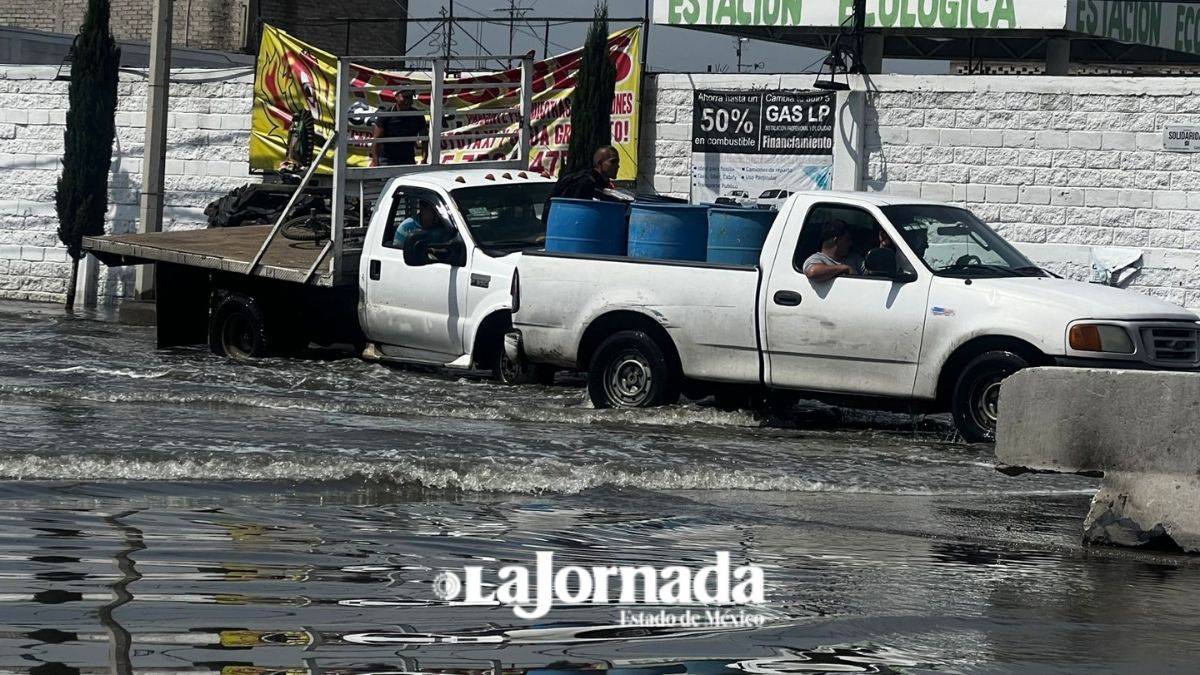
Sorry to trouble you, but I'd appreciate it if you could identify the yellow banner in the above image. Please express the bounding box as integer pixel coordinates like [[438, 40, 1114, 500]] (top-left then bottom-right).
[[250, 24, 641, 181]]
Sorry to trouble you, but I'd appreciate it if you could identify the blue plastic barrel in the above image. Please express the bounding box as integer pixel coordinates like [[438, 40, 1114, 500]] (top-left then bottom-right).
[[706, 207, 776, 265], [627, 203, 710, 262], [544, 198, 628, 256]]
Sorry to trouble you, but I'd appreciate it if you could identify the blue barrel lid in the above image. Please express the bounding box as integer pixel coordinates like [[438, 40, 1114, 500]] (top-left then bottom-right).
[[631, 202, 709, 212]]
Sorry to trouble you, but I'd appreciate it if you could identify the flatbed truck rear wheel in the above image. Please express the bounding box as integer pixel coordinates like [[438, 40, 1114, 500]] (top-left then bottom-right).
[[587, 330, 679, 409], [209, 292, 272, 359]]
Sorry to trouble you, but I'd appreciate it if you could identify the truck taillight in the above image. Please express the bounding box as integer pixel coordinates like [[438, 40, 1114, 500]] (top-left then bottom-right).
[[510, 269, 520, 314]]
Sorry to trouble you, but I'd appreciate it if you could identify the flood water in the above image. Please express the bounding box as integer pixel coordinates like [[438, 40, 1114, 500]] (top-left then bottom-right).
[[1, 301, 1199, 673]]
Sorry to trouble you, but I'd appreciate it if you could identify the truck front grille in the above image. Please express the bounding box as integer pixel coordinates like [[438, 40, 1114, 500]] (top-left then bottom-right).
[[1141, 327, 1200, 365]]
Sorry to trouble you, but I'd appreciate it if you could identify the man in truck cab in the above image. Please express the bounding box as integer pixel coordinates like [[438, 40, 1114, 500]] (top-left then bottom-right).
[[393, 199, 455, 248], [541, 146, 622, 223], [803, 221, 863, 281]]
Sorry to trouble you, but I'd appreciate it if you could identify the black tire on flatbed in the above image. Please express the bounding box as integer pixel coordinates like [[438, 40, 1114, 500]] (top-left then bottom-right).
[[209, 292, 273, 359]]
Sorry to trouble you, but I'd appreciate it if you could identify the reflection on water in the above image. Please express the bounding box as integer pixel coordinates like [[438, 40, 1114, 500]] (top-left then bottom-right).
[[1, 302, 1199, 673]]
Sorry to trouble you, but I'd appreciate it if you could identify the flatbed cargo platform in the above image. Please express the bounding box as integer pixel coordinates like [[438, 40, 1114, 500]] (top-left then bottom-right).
[[83, 225, 348, 287]]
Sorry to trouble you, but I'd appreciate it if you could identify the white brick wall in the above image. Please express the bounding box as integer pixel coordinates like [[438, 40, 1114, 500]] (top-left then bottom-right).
[[0, 65, 253, 304], [861, 75, 1200, 309], [641, 73, 1200, 310], [7, 68, 1200, 311]]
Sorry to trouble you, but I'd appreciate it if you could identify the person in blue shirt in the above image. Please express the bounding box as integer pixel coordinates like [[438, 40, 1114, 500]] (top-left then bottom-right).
[[393, 199, 456, 248]]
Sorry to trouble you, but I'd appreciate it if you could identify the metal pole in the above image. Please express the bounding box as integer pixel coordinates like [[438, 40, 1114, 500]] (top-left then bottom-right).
[[429, 59, 444, 166], [332, 60, 350, 282], [543, 19, 549, 59], [507, 0, 515, 67], [135, 0, 172, 302], [519, 55, 532, 165], [849, 0, 866, 73], [641, 0, 650, 71]]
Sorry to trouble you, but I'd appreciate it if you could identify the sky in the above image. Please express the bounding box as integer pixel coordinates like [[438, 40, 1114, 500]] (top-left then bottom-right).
[[404, 0, 945, 74]]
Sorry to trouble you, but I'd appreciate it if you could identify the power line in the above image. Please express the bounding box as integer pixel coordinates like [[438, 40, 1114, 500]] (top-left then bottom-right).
[[451, 1, 573, 54], [495, 0, 535, 65]]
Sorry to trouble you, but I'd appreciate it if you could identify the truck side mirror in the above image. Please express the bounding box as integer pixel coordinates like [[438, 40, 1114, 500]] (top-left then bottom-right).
[[431, 238, 467, 267], [402, 233, 432, 267]]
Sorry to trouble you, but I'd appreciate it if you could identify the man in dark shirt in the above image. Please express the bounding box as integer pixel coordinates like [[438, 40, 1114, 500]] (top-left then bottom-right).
[[542, 145, 622, 223], [371, 90, 428, 167]]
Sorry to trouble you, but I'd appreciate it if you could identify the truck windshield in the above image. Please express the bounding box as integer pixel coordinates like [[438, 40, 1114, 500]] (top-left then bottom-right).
[[451, 183, 555, 255], [880, 204, 1045, 278]]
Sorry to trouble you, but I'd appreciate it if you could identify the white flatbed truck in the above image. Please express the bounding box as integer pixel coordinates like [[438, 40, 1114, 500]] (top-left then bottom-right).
[[85, 54, 556, 382]]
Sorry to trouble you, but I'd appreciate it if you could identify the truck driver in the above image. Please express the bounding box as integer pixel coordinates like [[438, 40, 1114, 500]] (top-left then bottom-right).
[[803, 221, 863, 281], [393, 200, 454, 248]]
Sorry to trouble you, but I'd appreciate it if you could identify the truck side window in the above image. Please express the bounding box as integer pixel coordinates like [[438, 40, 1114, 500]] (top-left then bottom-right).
[[793, 203, 899, 278], [382, 189, 452, 249]]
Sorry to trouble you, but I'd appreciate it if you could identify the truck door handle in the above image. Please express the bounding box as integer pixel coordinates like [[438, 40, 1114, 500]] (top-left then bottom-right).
[[773, 290, 802, 306], [369, 259, 381, 281]]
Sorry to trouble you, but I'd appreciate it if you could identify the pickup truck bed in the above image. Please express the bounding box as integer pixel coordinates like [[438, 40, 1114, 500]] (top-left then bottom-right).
[[515, 251, 763, 384], [83, 225, 343, 286]]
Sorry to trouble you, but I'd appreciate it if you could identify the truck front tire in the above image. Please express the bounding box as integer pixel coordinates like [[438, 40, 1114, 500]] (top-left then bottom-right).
[[951, 350, 1028, 443], [210, 292, 272, 359], [587, 330, 680, 409]]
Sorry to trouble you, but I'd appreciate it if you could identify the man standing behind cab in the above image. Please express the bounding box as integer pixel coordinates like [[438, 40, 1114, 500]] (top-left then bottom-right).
[[371, 90, 428, 167], [542, 146, 622, 223]]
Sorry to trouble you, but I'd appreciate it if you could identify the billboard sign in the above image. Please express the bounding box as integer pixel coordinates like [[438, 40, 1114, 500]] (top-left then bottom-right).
[[689, 90, 834, 205], [653, 0, 1068, 30]]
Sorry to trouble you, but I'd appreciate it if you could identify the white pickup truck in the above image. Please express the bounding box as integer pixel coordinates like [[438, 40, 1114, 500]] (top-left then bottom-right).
[[507, 191, 1200, 441], [355, 169, 556, 382]]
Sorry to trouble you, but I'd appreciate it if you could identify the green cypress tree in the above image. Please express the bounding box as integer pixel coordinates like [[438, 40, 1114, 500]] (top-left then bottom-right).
[[562, 2, 616, 176], [55, 0, 121, 309]]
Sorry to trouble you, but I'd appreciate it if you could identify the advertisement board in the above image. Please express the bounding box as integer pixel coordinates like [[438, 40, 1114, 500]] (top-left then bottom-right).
[[1072, 1, 1200, 56], [250, 24, 641, 180], [653, 0, 1069, 31], [689, 90, 834, 205]]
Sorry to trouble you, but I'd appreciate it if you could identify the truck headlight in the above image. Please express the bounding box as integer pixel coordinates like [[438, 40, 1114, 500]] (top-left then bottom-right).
[[1068, 323, 1134, 354]]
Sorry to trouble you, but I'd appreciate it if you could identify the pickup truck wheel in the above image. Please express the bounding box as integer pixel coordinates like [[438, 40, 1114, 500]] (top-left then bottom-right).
[[588, 330, 679, 408], [209, 293, 271, 359], [494, 349, 541, 385], [952, 350, 1028, 443]]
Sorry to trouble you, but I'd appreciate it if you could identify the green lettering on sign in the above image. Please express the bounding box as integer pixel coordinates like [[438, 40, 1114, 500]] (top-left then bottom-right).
[[878, 0, 901, 26], [738, 0, 752, 24], [1105, 0, 1121, 39], [939, 0, 960, 28], [781, 0, 803, 24], [991, 0, 1015, 28], [763, 0, 782, 24], [713, 0, 735, 23], [1141, 3, 1161, 46], [969, 0, 988, 28], [917, 0, 938, 28], [669, 0, 698, 24]]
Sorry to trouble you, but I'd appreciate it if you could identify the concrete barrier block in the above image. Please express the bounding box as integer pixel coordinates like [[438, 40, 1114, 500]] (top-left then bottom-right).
[[997, 367, 1200, 552]]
